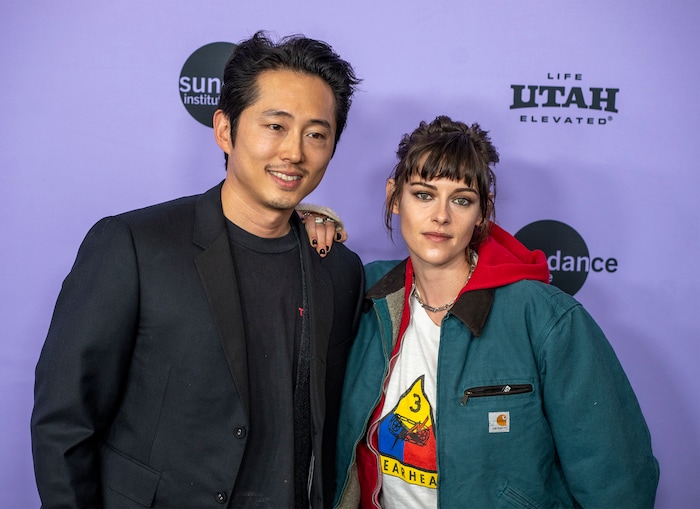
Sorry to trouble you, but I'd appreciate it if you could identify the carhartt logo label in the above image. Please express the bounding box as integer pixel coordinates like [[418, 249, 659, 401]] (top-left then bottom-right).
[[510, 72, 619, 125], [515, 220, 618, 296], [179, 42, 236, 127], [489, 411, 510, 433]]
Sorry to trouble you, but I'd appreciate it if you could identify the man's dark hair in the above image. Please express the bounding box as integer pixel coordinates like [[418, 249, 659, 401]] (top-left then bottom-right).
[[218, 31, 360, 161]]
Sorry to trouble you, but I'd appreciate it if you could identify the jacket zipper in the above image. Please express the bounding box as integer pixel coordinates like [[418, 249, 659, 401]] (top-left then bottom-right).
[[459, 383, 533, 406], [365, 305, 399, 508], [366, 303, 410, 508]]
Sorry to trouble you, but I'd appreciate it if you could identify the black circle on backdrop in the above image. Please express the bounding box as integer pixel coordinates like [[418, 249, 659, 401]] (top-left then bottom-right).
[[179, 42, 236, 127], [515, 220, 590, 295]]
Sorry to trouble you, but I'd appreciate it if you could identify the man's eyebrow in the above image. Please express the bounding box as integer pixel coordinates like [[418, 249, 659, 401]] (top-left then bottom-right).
[[261, 109, 292, 119], [261, 109, 332, 130]]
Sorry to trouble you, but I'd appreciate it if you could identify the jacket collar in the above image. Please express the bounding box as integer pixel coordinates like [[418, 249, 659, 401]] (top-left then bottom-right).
[[365, 258, 494, 337], [192, 182, 250, 413], [193, 182, 227, 249]]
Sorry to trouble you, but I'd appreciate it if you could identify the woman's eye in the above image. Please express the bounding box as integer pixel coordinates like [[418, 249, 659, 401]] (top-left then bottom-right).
[[454, 197, 471, 206], [415, 192, 432, 201]]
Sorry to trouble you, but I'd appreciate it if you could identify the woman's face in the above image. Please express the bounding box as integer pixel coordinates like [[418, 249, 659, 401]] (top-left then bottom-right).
[[389, 174, 483, 270]]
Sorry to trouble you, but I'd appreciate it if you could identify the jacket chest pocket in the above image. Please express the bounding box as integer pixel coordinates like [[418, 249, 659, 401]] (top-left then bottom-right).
[[459, 383, 533, 406]]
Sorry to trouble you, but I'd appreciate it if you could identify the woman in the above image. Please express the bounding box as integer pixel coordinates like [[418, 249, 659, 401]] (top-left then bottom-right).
[[332, 116, 659, 508]]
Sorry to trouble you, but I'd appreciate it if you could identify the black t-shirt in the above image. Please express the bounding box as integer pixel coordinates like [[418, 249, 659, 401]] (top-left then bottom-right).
[[226, 220, 305, 508]]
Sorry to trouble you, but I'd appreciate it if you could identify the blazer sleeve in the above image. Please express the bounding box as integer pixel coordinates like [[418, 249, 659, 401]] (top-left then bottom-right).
[[539, 294, 660, 509], [31, 216, 141, 508]]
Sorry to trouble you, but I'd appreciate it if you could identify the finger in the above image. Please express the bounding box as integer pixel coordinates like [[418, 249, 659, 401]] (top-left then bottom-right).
[[321, 219, 337, 254], [335, 227, 348, 243], [314, 216, 329, 257], [302, 213, 321, 252]]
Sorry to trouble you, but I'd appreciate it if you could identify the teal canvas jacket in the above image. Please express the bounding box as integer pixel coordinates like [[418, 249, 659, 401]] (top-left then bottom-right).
[[335, 249, 659, 508]]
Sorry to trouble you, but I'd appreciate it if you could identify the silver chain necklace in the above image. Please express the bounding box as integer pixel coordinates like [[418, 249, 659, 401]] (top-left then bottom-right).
[[411, 257, 476, 313]]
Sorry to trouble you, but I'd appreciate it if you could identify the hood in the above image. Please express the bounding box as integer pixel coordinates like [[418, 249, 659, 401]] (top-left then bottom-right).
[[465, 223, 550, 291]]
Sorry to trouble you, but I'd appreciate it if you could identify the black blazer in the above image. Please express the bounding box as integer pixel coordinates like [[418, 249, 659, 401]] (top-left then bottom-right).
[[31, 183, 364, 508]]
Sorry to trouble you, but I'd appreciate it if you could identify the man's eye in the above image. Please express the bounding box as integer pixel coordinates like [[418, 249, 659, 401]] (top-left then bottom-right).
[[268, 124, 283, 131], [307, 132, 326, 140]]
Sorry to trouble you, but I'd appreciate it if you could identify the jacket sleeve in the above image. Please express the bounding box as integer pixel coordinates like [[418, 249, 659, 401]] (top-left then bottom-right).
[[538, 294, 660, 509], [31, 217, 140, 508]]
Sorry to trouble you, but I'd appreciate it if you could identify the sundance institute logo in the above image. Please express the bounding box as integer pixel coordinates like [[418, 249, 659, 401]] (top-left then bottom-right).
[[510, 72, 620, 126], [179, 42, 236, 127], [515, 220, 618, 295]]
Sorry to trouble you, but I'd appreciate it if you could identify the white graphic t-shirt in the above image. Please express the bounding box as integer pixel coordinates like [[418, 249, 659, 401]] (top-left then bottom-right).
[[377, 295, 441, 509]]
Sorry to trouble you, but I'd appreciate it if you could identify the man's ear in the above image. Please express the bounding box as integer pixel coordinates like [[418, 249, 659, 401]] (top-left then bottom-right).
[[213, 109, 232, 154], [386, 179, 399, 214]]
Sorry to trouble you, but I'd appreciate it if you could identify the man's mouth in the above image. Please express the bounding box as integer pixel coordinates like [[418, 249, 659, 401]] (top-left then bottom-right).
[[269, 170, 302, 182]]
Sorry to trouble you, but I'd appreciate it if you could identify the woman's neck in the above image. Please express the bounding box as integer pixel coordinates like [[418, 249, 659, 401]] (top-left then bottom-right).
[[411, 255, 475, 324]]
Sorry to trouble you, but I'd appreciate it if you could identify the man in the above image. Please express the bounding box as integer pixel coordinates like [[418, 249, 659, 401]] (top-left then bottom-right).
[[31, 31, 363, 508]]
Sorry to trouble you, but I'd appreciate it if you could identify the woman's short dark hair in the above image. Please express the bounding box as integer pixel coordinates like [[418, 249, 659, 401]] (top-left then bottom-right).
[[385, 115, 500, 249], [218, 31, 360, 156]]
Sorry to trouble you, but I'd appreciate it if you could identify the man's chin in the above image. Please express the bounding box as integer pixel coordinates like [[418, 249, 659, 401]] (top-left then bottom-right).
[[267, 185, 318, 211], [266, 196, 302, 212]]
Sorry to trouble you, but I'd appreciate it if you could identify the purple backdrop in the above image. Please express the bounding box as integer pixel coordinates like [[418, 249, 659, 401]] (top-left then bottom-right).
[[2, 1, 698, 507]]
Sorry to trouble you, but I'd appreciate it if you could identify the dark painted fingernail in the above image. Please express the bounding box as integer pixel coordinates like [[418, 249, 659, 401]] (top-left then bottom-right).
[[336, 232, 342, 241], [326, 246, 330, 251], [312, 239, 317, 246], [319, 249, 326, 255]]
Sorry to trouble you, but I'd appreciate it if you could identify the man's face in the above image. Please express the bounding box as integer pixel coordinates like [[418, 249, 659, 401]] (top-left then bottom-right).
[[216, 69, 337, 215]]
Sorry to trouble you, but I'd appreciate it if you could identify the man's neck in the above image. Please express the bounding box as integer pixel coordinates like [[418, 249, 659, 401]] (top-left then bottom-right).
[[220, 181, 293, 238]]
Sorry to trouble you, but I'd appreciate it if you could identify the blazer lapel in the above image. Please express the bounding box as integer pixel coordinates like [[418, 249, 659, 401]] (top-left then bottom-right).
[[193, 183, 249, 415]]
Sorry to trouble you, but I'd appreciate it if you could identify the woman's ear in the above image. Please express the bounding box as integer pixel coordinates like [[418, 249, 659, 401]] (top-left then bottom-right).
[[386, 179, 399, 214], [478, 192, 495, 226]]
